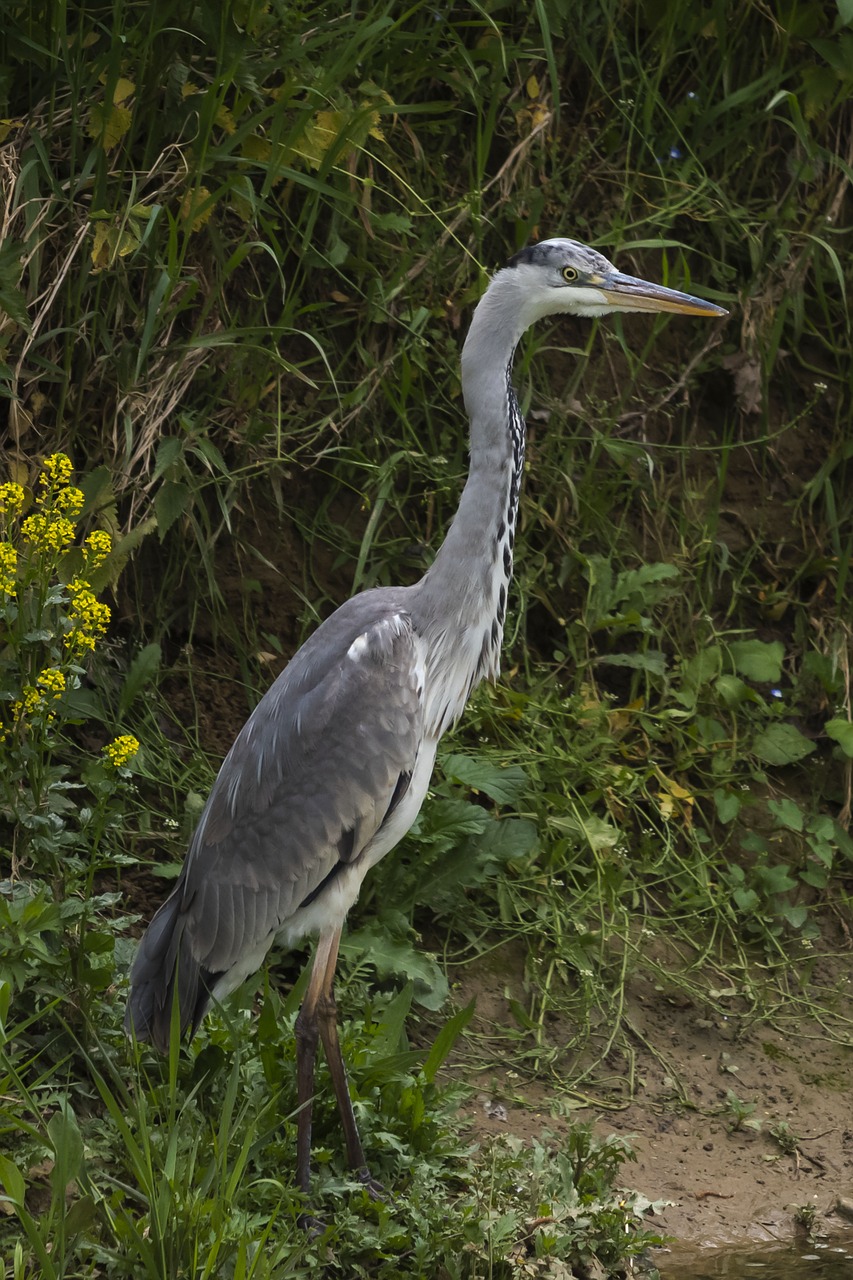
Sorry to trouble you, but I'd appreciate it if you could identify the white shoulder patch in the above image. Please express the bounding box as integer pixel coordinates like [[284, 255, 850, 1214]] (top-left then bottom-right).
[[346, 612, 410, 664], [346, 632, 370, 661]]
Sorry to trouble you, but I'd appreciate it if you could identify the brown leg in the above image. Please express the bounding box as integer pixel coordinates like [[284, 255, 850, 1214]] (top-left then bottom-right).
[[294, 928, 339, 1197], [314, 965, 383, 1198], [294, 926, 383, 1206]]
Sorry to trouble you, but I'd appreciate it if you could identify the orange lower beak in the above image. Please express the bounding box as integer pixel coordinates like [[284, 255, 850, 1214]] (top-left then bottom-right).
[[597, 270, 728, 317]]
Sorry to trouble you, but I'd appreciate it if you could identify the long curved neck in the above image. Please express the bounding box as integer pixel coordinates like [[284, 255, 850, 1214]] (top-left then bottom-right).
[[413, 275, 529, 736], [426, 342, 524, 598]]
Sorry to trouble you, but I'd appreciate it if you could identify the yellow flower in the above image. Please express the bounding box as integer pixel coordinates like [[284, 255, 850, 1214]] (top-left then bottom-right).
[[54, 485, 84, 517], [0, 541, 16, 595], [83, 529, 112, 568], [36, 667, 66, 700], [103, 734, 140, 768], [66, 631, 96, 654], [65, 576, 111, 652], [16, 685, 43, 716], [39, 453, 74, 487], [21, 512, 76, 553], [0, 482, 25, 516]]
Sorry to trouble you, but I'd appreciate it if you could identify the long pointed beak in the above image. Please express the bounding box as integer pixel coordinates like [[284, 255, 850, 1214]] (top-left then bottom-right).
[[596, 269, 728, 317]]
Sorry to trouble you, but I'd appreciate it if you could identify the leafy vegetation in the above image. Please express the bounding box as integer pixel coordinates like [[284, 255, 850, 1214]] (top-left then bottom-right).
[[2, 0, 853, 1274]]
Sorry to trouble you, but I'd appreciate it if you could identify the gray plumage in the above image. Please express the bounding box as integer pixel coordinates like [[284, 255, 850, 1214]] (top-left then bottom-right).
[[125, 239, 725, 1190], [127, 592, 424, 1046]]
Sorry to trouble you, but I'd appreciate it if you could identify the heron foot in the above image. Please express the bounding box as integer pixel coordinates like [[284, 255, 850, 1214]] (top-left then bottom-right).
[[297, 1210, 326, 1238], [355, 1165, 386, 1201]]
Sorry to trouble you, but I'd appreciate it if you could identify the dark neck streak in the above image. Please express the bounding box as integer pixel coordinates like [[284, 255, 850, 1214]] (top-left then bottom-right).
[[413, 351, 526, 737]]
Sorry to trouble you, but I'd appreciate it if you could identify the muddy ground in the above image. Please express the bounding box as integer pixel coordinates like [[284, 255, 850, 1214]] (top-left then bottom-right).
[[449, 941, 853, 1255]]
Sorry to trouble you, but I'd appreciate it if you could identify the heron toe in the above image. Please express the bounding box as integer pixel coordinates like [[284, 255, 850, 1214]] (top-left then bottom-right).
[[355, 1165, 386, 1201], [297, 1210, 326, 1238]]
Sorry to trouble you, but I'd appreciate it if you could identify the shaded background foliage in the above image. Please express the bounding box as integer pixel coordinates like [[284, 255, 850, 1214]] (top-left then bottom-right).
[[1, 0, 853, 1274]]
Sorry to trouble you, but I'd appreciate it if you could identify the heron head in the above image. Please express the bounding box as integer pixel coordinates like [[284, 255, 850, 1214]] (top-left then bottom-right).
[[504, 238, 728, 322]]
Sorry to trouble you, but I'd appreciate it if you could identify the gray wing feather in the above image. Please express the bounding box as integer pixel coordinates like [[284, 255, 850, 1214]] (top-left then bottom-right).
[[126, 591, 422, 1049]]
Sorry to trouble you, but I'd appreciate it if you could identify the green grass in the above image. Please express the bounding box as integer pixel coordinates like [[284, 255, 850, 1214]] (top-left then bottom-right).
[[2, 0, 853, 1274]]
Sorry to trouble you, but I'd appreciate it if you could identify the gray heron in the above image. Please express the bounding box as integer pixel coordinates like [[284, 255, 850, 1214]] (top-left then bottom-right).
[[125, 238, 726, 1197]]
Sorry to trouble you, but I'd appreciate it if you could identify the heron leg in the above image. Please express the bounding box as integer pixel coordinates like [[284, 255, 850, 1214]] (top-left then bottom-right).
[[314, 968, 384, 1198], [295, 925, 383, 1204], [294, 927, 339, 1197]]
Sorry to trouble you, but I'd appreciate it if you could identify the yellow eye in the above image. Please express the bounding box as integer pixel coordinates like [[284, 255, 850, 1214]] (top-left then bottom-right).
[[562, 266, 579, 283]]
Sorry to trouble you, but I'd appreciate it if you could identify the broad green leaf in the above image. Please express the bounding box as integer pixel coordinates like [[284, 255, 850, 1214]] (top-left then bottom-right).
[[191, 437, 229, 475], [78, 464, 115, 515], [675, 645, 722, 706], [63, 1195, 97, 1236], [370, 211, 412, 233], [327, 231, 350, 266], [751, 723, 815, 765], [695, 715, 727, 746], [508, 997, 535, 1030], [615, 562, 680, 607], [809, 814, 836, 841], [767, 797, 804, 831], [442, 753, 529, 805], [596, 650, 667, 676], [414, 796, 490, 846], [713, 674, 753, 707], [343, 926, 448, 1010], [473, 815, 537, 865], [777, 902, 808, 929], [577, 814, 621, 853], [807, 837, 834, 868], [119, 643, 162, 717], [153, 436, 184, 481], [299, 109, 348, 168], [100, 513, 158, 567], [741, 831, 769, 855], [370, 982, 414, 1059], [733, 887, 760, 913], [755, 863, 797, 894], [0, 1153, 25, 1206], [825, 718, 853, 757], [599, 437, 652, 469], [713, 788, 741, 824], [729, 639, 783, 683], [154, 480, 190, 539], [48, 1102, 84, 1202], [831, 822, 853, 862]]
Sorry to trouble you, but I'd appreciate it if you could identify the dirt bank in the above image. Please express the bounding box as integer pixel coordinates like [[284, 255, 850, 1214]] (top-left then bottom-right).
[[453, 946, 853, 1250]]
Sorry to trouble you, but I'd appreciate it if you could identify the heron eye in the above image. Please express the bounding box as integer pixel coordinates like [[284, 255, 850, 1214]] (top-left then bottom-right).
[[562, 266, 579, 283]]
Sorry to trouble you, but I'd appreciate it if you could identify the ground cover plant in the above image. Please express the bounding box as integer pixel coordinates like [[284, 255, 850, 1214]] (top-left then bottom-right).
[[1, 0, 852, 1274]]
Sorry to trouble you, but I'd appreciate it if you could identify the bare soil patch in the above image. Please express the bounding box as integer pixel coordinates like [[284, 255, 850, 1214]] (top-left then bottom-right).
[[449, 944, 853, 1250]]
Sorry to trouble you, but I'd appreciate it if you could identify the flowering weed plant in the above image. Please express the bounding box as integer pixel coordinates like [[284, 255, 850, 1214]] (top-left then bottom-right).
[[0, 454, 139, 1003]]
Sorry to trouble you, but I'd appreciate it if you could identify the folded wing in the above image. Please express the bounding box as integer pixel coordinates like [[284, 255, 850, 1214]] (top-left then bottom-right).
[[125, 596, 423, 1050]]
